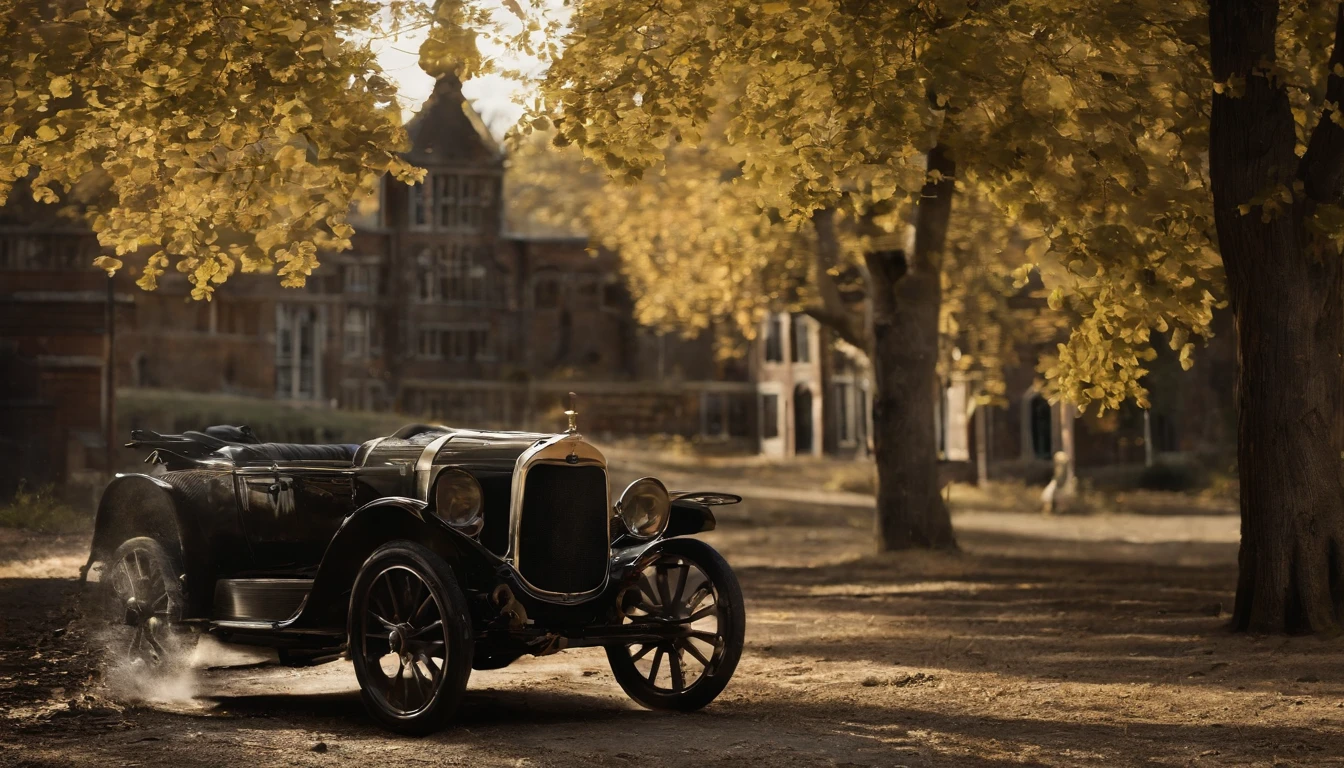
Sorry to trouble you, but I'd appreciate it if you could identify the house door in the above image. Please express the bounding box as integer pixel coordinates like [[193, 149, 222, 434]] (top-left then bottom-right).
[[794, 384, 813, 455]]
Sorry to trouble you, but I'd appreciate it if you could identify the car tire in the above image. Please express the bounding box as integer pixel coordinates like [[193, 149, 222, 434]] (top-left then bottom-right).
[[606, 538, 745, 712], [348, 541, 473, 735], [94, 536, 192, 672]]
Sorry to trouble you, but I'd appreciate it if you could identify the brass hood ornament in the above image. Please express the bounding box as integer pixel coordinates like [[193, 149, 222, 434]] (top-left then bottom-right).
[[564, 391, 579, 435]]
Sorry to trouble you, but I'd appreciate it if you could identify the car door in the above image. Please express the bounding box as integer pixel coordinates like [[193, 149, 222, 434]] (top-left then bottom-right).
[[236, 465, 356, 573]]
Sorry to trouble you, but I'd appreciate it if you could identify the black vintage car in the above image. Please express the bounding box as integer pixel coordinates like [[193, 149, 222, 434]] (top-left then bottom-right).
[[82, 409, 744, 734]]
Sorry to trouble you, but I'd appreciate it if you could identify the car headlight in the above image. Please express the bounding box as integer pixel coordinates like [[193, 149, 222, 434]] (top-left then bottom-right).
[[615, 477, 670, 540], [433, 468, 484, 537]]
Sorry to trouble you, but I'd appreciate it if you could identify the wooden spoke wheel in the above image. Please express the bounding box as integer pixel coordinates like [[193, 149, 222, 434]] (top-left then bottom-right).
[[97, 537, 189, 671], [607, 538, 744, 711], [349, 541, 473, 735]]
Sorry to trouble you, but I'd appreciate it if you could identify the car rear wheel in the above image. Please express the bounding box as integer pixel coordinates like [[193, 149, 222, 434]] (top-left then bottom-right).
[[95, 536, 191, 672], [606, 538, 745, 711], [349, 541, 473, 735]]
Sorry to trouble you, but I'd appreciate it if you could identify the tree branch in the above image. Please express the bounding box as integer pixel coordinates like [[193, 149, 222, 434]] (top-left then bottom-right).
[[807, 207, 869, 350], [911, 143, 956, 273], [1300, 3, 1344, 204]]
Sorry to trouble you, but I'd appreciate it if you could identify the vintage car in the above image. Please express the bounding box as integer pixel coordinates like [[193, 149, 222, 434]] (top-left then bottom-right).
[[82, 405, 744, 734]]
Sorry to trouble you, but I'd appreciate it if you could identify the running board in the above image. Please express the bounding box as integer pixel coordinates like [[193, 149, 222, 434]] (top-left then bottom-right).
[[213, 578, 313, 622], [208, 619, 345, 649]]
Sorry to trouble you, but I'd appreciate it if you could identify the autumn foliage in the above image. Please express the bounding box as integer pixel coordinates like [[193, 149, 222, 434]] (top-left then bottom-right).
[[6, 0, 1344, 631], [0, 0, 424, 299]]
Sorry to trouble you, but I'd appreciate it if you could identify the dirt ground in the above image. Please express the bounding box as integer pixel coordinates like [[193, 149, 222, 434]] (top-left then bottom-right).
[[1, 459, 1342, 767]]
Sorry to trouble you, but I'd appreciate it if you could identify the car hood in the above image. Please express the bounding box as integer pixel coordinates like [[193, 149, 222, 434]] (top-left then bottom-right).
[[361, 426, 559, 470]]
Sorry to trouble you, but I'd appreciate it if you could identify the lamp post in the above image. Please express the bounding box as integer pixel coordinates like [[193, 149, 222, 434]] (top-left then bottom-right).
[[104, 272, 115, 477]]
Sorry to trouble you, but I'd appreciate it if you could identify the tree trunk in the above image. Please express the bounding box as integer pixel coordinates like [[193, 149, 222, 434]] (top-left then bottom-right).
[[863, 145, 958, 551], [1211, 0, 1344, 632]]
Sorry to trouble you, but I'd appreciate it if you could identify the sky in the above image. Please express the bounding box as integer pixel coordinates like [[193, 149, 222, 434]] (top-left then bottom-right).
[[371, 19, 528, 142]]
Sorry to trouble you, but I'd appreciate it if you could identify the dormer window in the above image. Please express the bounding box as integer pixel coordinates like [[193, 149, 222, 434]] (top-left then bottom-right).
[[414, 173, 494, 233], [435, 174, 458, 229]]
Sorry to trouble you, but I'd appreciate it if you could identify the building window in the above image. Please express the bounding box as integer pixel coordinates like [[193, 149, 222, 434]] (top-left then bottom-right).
[[858, 387, 869, 449], [218, 300, 260, 336], [411, 182, 429, 228], [417, 325, 492, 362], [703, 393, 727, 439], [602, 280, 624, 309], [340, 381, 364, 411], [431, 173, 494, 232], [534, 277, 559, 309], [1030, 394, 1053, 459], [834, 382, 852, 444], [418, 245, 491, 304], [344, 307, 372, 360], [764, 316, 783, 362], [471, 328, 493, 361], [728, 395, 750, 437], [435, 174, 458, 229], [344, 263, 378, 295], [761, 394, 779, 439], [276, 304, 323, 400], [446, 329, 469, 361], [790, 314, 811, 363], [131, 353, 149, 387], [0, 233, 100, 270], [417, 328, 441, 359]]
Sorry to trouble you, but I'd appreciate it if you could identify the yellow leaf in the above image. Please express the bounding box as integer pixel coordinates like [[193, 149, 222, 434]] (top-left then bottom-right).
[[49, 76, 72, 98], [93, 255, 123, 275]]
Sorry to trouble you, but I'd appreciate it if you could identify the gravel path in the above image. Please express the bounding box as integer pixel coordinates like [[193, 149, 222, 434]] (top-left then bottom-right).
[[0, 484, 1339, 767]]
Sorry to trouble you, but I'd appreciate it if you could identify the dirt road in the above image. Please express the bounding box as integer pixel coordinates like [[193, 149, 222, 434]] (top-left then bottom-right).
[[1, 476, 1341, 767]]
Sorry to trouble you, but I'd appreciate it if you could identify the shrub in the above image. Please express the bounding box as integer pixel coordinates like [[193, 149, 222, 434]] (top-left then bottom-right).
[[1138, 460, 1207, 493], [0, 482, 89, 534], [117, 388, 406, 445]]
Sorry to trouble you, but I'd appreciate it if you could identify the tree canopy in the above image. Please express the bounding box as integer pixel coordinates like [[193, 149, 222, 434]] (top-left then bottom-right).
[[437, 0, 1225, 413], [508, 126, 1050, 404], [0, 0, 425, 298]]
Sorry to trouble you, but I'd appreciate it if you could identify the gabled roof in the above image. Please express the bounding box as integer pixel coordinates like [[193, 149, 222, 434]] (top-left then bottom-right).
[[403, 76, 501, 167]]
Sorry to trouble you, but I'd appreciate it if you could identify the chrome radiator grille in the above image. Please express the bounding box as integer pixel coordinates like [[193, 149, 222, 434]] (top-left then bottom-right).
[[516, 464, 609, 594]]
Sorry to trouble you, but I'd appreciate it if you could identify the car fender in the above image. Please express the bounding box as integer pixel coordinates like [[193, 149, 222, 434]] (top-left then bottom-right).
[[666, 499, 718, 537], [83, 473, 215, 617], [288, 496, 504, 630]]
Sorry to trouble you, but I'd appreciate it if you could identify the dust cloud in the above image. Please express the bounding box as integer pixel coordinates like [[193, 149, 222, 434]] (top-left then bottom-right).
[[84, 565, 275, 707]]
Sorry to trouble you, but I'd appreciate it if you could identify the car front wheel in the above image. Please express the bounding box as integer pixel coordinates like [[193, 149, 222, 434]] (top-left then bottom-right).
[[606, 538, 745, 711], [348, 541, 473, 735]]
